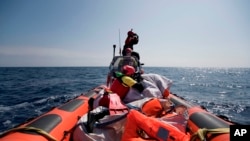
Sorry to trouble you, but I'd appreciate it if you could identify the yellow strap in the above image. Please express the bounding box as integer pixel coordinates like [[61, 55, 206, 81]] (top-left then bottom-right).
[[191, 128, 229, 141], [0, 126, 57, 141]]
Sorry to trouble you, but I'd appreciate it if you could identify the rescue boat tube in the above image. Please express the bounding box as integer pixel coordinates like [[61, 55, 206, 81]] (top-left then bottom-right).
[[169, 93, 232, 141], [0, 85, 106, 141]]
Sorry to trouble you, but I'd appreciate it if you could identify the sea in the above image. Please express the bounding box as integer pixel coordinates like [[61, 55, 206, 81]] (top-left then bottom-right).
[[0, 67, 250, 133]]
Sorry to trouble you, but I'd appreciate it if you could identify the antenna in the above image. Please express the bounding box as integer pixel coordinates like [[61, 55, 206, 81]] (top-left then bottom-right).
[[113, 44, 116, 57], [119, 29, 121, 56]]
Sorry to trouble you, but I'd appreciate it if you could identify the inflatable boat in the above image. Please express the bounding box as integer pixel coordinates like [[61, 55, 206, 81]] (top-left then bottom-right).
[[0, 84, 233, 141], [0, 44, 234, 141]]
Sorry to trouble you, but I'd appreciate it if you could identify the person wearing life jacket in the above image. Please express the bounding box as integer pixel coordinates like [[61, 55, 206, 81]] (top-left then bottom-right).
[[121, 96, 190, 141], [125, 48, 132, 56], [125, 47, 141, 62], [122, 30, 139, 55], [122, 30, 140, 57], [110, 65, 144, 100], [123, 48, 139, 66]]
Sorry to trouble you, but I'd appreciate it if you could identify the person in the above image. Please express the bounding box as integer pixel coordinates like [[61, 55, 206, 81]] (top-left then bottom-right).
[[109, 65, 144, 100], [125, 48, 132, 56], [122, 30, 139, 56], [121, 97, 190, 141], [106, 54, 140, 87], [125, 47, 141, 62], [123, 73, 173, 103]]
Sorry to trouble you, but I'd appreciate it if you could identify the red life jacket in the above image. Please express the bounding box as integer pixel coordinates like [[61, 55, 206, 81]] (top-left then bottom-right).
[[98, 93, 128, 115], [110, 78, 130, 100]]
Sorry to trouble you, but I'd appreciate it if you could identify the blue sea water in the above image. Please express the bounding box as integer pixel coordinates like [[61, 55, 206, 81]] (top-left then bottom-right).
[[0, 67, 250, 133]]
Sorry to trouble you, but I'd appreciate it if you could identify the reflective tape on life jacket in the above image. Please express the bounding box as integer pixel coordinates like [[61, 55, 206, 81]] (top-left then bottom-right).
[[122, 110, 190, 141], [110, 79, 130, 100]]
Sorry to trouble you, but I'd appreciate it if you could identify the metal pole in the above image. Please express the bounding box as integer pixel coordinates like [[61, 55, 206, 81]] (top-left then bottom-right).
[[113, 44, 116, 57]]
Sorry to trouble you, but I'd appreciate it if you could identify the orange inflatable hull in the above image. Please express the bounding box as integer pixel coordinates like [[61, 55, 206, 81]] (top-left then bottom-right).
[[169, 94, 232, 141], [0, 86, 232, 141], [0, 86, 105, 141]]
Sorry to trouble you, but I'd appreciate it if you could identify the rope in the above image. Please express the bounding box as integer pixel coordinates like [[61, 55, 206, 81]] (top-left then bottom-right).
[[190, 128, 229, 141], [0, 126, 57, 141]]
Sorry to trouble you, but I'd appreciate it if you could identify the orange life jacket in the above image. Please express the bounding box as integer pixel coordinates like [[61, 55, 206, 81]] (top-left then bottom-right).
[[141, 98, 164, 117], [141, 98, 175, 118], [122, 110, 190, 141]]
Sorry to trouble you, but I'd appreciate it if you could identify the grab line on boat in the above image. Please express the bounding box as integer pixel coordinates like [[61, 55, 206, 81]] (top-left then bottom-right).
[[0, 126, 57, 141], [190, 128, 229, 141]]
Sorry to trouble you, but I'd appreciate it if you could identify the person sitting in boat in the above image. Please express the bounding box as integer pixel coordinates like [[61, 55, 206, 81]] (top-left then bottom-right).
[[117, 56, 138, 72], [123, 73, 173, 103], [121, 97, 190, 141], [125, 48, 132, 56], [106, 55, 140, 87], [109, 65, 144, 100], [125, 47, 141, 62]]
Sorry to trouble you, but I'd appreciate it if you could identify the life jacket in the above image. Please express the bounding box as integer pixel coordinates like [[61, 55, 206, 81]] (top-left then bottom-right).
[[121, 109, 190, 141], [108, 93, 128, 115], [110, 75, 137, 100], [110, 79, 130, 100], [141, 98, 164, 117], [141, 98, 175, 118], [98, 92, 128, 115]]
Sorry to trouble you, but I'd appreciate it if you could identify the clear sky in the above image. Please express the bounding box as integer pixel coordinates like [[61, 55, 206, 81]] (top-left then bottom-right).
[[0, 0, 249, 68]]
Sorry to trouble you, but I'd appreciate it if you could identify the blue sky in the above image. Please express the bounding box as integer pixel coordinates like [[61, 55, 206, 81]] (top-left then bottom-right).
[[0, 0, 249, 67]]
